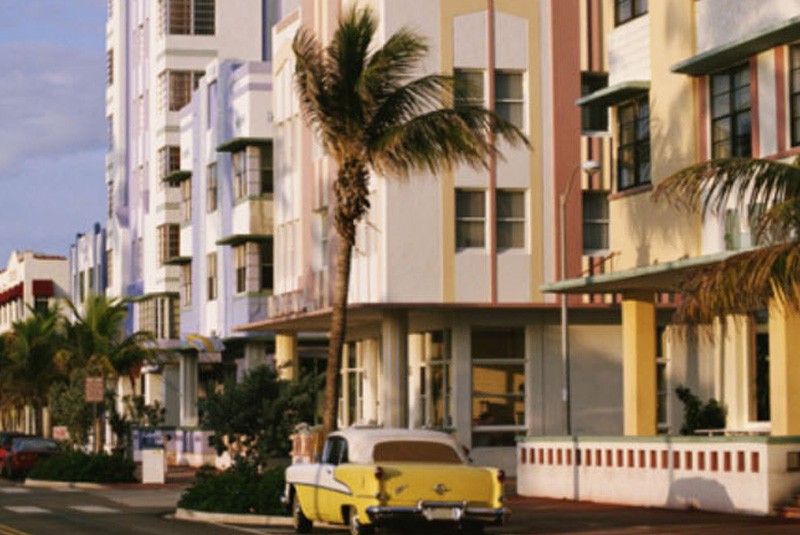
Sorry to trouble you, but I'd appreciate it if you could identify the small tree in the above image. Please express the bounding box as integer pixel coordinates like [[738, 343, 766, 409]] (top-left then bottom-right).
[[202, 366, 322, 468], [675, 386, 726, 435], [49, 368, 98, 448]]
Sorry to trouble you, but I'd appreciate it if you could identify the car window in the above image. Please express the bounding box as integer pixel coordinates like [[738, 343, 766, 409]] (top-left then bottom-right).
[[14, 439, 58, 452], [373, 441, 463, 464], [322, 437, 348, 465]]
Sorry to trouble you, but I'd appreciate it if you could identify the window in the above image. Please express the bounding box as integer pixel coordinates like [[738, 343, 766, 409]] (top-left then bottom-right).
[[159, 70, 204, 112], [107, 116, 113, 152], [656, 326, 668, 432], [472, 327, 525, 447], [753, 312, 770, 422], [314, 210, 330, 270], [711, 64, 751, 158], [158, 146, 180, 179], [88, 267, 95, 294], [181, 178, 192, 222], [160, 0, 215, 36], [495, 71, 524, 130], [615, 0, 647, 25], [138, 296, 180, 339], [338, 343, 364, 427], [791, 46, 800, 146], [79, 271, 85, 303], [181, 263, 192, 307], [456, 190, 486, 249], [107, 181, 114, 219], [157, 224, 180, 264], [137, 238, 143, 280], [106, 250, 113, 288], [234, 244, 246, 293], [582, 191, 610, 253], [259, 240, 273, 291], [420, 330, 452, 429], [581, 72, 609, 133], [454, 69, 484, 106], [322, 436, 348, 465], [373, 441, 461, 464], [259, 145, 273, 195], [34, 296, 48, 314], [233, 150, 247, 201], [617, 97, 650, 190], [496, 190, 525, 250], [106, 49, 114, 86], [207, 252, 217, 301], [206, 163, 218, 212]]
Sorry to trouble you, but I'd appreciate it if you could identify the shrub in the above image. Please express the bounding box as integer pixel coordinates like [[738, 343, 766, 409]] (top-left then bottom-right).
[[178, 463, 287, 515], [27, 451, 136, 483], [676, 386, 726, 435]]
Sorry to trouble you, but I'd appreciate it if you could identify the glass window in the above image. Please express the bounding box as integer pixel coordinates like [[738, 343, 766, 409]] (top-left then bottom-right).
[[259, 145, 273, 195], [207, 252, 217, 301], [234, 245, 246, 293], [161, 0, 215, 36], [456, 190, 486, 250], [421, 330, 452, 429], [582, 191, 609, 253], [206, 163, 218, 212], [259, 240, 273, 291], [373, 441, 462, 464], [338, 343, 364, 427], [617, 97, 650, 190], [472, 327, 525, 447], [454, 69, 484, 106], [158, 146, 180, 179], [314, 210, 330, 270], [106, 249, 113, 289], [34, 296, 48, 314], [181, 179, 192, 222], [711, 64, 751, 158], [791, 46, 800, 147], [322, 437, 348, 465], [495, 71, 524, 130], [181, 263, 192, 307], [581, 72, 609, 133], [615, 0, 647, 25], [158, 224, 180, 264], [496, 190, 525, 250], [159, 70, 204, 112], [107, 49, 114, 86], [233, 150, 247, 201]]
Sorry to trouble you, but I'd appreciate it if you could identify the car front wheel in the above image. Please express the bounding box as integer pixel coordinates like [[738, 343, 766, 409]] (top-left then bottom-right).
[[348, 507, 374, 535], [292, 493, 312, 534]]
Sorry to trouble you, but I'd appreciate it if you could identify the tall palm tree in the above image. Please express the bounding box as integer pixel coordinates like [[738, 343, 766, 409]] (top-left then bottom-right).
[[293, 6, 527, 436], [4, 307, 66, 434], [654, 156, 800, 322]]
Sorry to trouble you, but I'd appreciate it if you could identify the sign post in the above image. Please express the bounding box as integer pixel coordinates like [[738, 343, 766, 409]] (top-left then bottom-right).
[[85, 376, 105, 453]]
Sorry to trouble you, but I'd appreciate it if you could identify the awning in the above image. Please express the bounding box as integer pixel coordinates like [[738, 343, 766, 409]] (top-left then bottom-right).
[[540, 250, 742, 295], [672, 15, 800, 76], [216, 137, 271, 153], [32, 279, 53, 297], [216, 234, 272, 246], [575, 81, 650, 107], [162, 170, 191, 186], [0, 282, 23, 306], [163, 256, 192, 266], [180, 334, 226, 353]]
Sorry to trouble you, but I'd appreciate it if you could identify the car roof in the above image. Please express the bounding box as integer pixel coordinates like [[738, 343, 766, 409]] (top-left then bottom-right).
[[329, 428, 465, 464]]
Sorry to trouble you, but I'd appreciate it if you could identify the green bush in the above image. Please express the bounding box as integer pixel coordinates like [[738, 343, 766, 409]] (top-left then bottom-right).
[[676, 386, 726, 435], [27, 451, 136, 483], [178, 463, 287, 515]]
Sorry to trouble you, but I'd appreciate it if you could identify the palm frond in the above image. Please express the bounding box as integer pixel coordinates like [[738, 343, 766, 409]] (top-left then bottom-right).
[[653, 157, 800, 217], [359, 27, 429, 109], [753, 198, 800, 244]]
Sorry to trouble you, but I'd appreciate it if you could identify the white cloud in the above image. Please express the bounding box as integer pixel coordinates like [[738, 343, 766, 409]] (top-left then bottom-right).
[[0, 43, 105, 178]]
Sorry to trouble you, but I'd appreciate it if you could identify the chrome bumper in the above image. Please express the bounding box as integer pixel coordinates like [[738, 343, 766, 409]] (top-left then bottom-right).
[[366, 501, 509, 525]]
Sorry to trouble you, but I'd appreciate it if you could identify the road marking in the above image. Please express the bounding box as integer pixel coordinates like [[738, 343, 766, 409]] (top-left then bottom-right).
[[0, 523, 33, 535], [3, 506, 51, 514], [69, 505, 120, 514], [0, 488, 30, 494]]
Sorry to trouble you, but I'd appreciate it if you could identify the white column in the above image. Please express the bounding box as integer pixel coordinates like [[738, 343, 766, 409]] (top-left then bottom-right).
[[451, 320, 472, 449], [381, 310, 409, 428], [179, 352, 199, 427], [362, 338, 380, 425], [162, 364, 180, 426], [407, 333, 425, 428]]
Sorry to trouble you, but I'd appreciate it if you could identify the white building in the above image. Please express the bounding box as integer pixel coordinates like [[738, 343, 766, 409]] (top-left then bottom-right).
[[0, 251, 69, 334], [68, 223, 107, 319]]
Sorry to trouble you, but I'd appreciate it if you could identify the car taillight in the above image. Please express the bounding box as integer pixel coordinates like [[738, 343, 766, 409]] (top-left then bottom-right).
[[374, 466, 384, 480], [497, 469, 505, 483]]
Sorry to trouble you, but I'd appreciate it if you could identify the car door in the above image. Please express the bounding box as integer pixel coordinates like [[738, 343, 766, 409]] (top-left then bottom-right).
[[315, 436, 350, 523]]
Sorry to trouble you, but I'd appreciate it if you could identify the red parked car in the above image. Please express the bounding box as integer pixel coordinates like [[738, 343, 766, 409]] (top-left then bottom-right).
[[4, 437, 61, 479], [0, 432, 28, 478]]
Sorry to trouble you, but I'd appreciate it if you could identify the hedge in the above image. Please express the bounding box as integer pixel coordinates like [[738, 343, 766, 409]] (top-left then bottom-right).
[[27, 451, 137, 483], [178, 464, 287, 515]]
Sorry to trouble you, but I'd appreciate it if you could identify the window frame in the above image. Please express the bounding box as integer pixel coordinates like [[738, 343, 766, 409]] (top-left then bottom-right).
[[259, 240, 273, 292], [614, 0, 648, 26], [580, 72, 609, 133], [710, 63, 752, 159], [232, 150, 247, 201], [206, 162, 218, 213], [181, 178, 192, 223], [207, 252, 217, 301], [455, 189, 487, 251], [494, 70, 525, 131], [234, 244, 246, 294], [496, 189, 526, 251], [181, 263, 192, 307], [582, 190, 610, 254], [616, 96, 651, 191], [259, 145, 273, 195], [791, 45, 800, 147]]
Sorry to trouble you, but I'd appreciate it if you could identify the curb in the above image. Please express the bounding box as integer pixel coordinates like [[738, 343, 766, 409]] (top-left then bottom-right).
[[24, 479, 108, 490], [173, 507, 292, 526]]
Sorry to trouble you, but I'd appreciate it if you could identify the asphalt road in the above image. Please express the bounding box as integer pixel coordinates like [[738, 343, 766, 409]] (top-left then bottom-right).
[[2, 477, 800, 535]]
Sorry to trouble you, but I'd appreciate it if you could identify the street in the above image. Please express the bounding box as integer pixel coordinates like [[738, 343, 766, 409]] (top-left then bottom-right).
[[2, 478, 800, 535]]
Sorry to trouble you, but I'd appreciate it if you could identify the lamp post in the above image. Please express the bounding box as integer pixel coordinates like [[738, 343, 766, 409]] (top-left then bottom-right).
[[559, 159, 601, 436]]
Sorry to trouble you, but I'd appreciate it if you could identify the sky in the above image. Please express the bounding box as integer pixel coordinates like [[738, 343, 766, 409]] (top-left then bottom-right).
[[0, 0, 108, 263]]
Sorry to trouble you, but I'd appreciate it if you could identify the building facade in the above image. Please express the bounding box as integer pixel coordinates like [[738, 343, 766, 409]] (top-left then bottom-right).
[[68, 223, 108, 319], [0, 251, 69, 335]]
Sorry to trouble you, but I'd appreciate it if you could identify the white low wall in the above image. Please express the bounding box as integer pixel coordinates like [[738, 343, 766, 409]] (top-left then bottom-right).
[[517, 436, 800, 515]]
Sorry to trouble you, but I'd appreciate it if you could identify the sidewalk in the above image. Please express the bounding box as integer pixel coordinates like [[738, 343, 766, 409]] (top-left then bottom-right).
[[499, 496, 800, 535]]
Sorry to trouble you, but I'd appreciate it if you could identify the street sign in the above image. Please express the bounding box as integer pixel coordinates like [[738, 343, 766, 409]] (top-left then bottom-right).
[[84, 376, 105, 402]]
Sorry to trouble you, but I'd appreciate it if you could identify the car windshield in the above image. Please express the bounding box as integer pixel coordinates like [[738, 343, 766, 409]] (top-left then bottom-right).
[[15, 439, 58, 452], [372, 441, 463, 464]]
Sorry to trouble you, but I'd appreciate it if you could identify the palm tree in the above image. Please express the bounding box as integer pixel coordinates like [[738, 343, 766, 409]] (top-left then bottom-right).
[[293, 6, 527, 436], [654, 156, 800, 322], [3, 307, 66, 434]]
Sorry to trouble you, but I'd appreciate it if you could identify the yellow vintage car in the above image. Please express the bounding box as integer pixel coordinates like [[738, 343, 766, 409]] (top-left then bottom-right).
[[283, 428, 508, 535]]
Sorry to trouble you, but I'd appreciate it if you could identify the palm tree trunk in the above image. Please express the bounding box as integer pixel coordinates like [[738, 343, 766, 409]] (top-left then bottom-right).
[[322, 230, 355, 439]]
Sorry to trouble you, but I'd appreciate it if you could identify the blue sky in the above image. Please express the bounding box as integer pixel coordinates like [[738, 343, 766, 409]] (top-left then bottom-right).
[[0, 0, 108, 262]]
